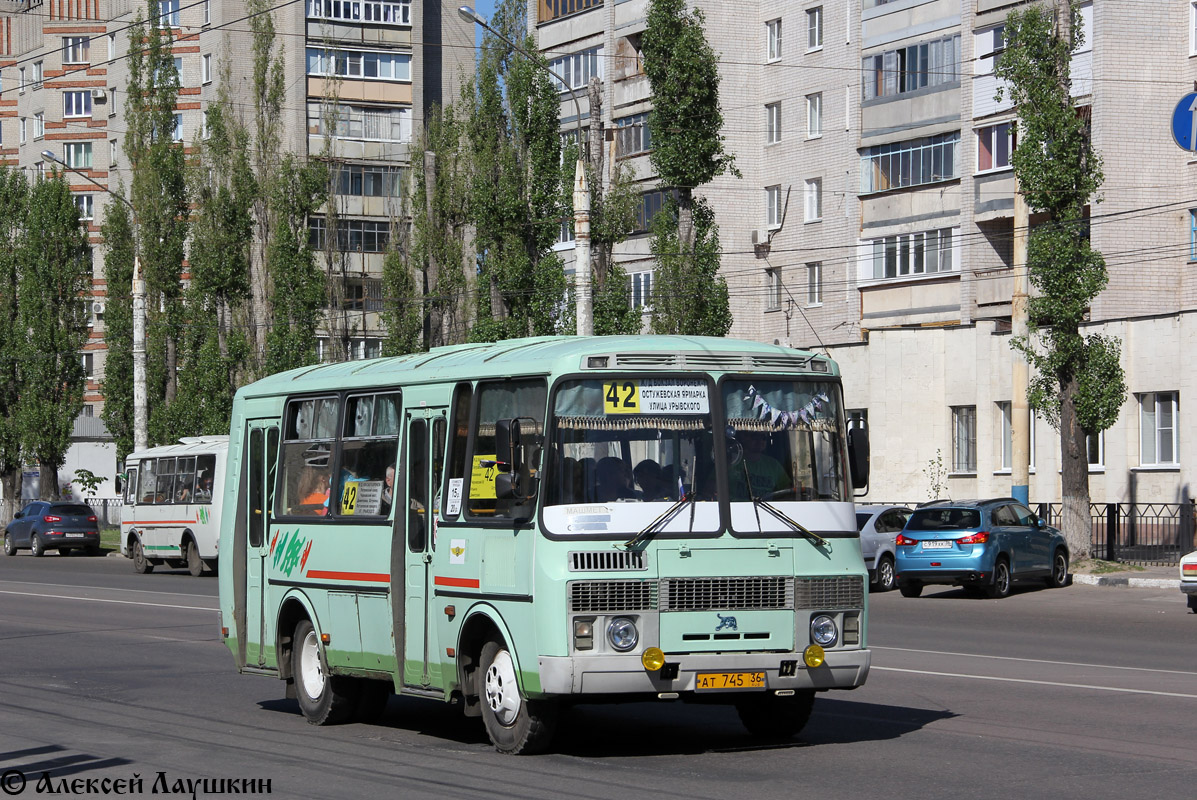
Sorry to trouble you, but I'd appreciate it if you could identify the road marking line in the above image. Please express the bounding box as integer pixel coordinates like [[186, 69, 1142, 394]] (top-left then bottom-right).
[[874, 666, 1197, 699], [874, 645, 1197, 677], [0, 579, 212, 600], [0, 589, 215, 612]]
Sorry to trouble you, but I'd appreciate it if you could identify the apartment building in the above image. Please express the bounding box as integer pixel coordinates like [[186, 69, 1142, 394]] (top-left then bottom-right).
[[0, 0, 472, 415], [535, 0, 1197, 506]]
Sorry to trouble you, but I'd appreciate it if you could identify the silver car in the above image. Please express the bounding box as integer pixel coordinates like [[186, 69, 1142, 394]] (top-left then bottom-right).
[[856, 505, 912, 592]]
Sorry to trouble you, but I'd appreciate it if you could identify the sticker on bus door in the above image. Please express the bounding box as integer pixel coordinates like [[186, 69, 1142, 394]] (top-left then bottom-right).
[[603, 379, 710, 415]]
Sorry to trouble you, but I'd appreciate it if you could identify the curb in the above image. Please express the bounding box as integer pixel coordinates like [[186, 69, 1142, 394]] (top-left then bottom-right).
[[1071, 573, 1180, 590]]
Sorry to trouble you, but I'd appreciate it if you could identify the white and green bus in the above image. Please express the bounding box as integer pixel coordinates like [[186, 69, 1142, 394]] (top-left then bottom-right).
[[218, 336, 872, 754]]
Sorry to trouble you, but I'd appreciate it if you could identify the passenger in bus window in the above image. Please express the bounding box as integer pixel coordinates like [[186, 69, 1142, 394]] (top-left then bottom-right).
[[176, 484, 191, 503], [379, 465, 395, 516], [596, 457, 639, 502], [195, 476, 213, 501], [633, 460, 673, 501], [297, 468, 331, 516]]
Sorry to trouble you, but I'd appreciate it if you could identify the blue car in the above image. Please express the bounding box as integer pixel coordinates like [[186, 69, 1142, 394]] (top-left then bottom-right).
[[894, 498, 1069, 599], [3, 501, 101, 557]]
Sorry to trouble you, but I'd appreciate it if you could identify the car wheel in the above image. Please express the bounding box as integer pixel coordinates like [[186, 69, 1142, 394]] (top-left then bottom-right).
[[3, 533, 15, 556], [898, 581, 923, 598], [1046, 548, 1069, 588], [292, 619, 358, 725], [874, 555, 896, 592], [479, 639, 558, 754], [186, 539, 204, 577], [132, 539, 153, 574], [736, 690, 815, 738], [30, 533, 45, 557], [986, 557, 1011, 599]]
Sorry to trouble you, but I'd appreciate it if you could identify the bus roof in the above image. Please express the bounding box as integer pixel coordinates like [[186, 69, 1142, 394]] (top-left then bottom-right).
[[235, 336, 837, 400], [127, 436, 230, 460]]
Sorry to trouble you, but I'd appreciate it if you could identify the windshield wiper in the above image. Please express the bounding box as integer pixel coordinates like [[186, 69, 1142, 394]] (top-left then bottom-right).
[[741, 458, 828, 547], [622, 491, 694, 549]]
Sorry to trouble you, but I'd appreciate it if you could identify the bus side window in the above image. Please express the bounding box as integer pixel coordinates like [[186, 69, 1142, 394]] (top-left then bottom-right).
[[407, 420, 428, 551], [442, 383, 472, 521], [467, 379, 546, 520], [175, 457, 196, 503], [339, 392, 400, 517], [277, 396, 338, 518], [139, 459, 158, 504], [124, 468, 138, 505], [195, 454, 217, 503]]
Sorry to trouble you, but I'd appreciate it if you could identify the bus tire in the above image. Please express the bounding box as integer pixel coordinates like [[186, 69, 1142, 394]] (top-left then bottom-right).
[[292, 619, 358, 725], [736, 690, 816, 738], [132, 539, 153, 574], [186, 539, 204, 577], [478, 639, 557, 755]]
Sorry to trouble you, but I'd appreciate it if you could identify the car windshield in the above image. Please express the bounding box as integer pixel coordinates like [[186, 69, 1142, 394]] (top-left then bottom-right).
[[907, 507, 981, 531]]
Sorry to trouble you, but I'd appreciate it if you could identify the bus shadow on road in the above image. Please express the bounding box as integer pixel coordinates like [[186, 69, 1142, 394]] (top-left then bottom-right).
[[0, 744, 133, 778]]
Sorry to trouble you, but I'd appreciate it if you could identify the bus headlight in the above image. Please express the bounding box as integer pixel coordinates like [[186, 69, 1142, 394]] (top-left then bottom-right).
[[810, 614, 838, 647], [607, 617, 639, 651]]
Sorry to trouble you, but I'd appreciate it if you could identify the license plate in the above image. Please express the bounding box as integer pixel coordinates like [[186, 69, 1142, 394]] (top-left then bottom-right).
[[922, 539, 952, 549], [695, 671, 766, 690], [65, 533, 86, 538]]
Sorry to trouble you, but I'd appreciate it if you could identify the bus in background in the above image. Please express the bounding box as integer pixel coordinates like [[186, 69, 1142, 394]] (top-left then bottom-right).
[[121, 436, 228, 576], [217, 336, 871, 754]]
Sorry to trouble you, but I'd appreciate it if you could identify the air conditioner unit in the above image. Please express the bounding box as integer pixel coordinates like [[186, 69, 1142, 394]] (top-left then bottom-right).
[[92, 301, 105, 315], [90, 88, 107, 102], [751, 229, 770, 245]]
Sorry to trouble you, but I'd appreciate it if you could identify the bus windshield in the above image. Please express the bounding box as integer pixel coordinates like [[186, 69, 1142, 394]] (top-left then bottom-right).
[[542, 377, 720, 536]]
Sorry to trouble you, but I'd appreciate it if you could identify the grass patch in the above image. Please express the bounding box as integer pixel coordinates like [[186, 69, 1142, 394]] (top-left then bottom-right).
[[100, 527, 122, 552], [1072, 558, 1146, 574]]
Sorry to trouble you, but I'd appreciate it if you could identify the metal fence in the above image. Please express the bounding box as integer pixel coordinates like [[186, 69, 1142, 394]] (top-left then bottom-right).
[[871, 500, 1194, 566], [87, 497, 123, 528]]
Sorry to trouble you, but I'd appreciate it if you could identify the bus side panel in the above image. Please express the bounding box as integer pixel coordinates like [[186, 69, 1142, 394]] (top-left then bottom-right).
[[222, 404, 250, 668]]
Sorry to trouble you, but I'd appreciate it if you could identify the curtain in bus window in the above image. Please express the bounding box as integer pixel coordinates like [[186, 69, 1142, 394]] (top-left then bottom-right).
[[138, 461, 157, 504], [279, 396, 338, 517], [467, 380, 547, 519], [194, 454, 217, 502], [338, 392, 400, 517]]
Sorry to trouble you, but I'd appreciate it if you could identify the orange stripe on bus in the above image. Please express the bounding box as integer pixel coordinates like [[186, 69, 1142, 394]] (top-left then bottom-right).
[[305, 570, 389, 583], [122, 519, 197, 525], [434, 576, 480, 589]]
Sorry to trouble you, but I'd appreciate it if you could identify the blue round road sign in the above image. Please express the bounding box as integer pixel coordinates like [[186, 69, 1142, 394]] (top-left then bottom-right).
[[1172, 92, 1197, 152]]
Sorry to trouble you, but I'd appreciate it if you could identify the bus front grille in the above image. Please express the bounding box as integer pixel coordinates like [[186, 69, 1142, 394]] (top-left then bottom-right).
[[794, 576, 864, 609], [569, 580, 659, 612], [659, 577, 793, 611], [568, 550, 648, 572]]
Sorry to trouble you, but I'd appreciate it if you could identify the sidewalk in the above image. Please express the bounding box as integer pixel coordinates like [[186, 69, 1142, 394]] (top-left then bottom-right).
[[1070, 562, 1181, 590]]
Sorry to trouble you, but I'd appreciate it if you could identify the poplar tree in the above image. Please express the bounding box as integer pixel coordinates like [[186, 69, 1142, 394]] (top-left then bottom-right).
[[99, 192, 135, 461], [997, 0, 1125, 558], [648, 197, 731, 336], [0, 170, 27, 520]]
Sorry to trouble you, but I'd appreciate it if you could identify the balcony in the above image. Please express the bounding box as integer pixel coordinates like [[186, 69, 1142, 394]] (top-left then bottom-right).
[[308, 0, 411, 27], [539, 0, 602, 25]]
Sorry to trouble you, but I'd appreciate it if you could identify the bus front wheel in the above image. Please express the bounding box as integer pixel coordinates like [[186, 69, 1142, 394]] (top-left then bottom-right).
[[478, 639, 557, 755], [736, 690, 816, 739], [132, 540, 153, 574], [292, 619, 357, 725], [185, 539, 204, 577]]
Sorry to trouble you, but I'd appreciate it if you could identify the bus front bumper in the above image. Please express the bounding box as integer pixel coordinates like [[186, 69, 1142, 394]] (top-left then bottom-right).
[[537, 648, 870, 696]]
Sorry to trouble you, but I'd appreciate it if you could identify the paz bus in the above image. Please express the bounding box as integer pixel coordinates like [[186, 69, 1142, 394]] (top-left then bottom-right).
[[217, 336, 872, 754], [121, 436, 228, 576]]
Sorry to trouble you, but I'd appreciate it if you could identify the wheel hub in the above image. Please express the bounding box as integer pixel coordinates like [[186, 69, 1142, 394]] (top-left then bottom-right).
[[484, 649, 521, 727], [299, 631, 325, 700]]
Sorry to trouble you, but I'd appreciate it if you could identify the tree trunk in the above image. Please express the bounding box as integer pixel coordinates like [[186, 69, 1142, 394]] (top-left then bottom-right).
[[1058, 374, 1092, 559], [165, 334, 177, 404], [586, 79, 608, 289], [0, 468, 20, 527], [424, 150, 442, 349], [37, 460, 60, 501], [250, 206, 271, 372], [678, 188, 695, 262]]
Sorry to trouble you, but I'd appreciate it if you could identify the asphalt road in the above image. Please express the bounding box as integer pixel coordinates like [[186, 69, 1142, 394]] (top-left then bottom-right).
[[0, 553, 1193, 800]]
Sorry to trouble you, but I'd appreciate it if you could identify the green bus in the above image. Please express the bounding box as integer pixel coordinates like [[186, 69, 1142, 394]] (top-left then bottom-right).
[[217, 335, 872, 754]]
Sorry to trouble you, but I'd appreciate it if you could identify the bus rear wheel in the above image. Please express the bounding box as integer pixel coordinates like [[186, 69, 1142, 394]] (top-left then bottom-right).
[[186, 539, 204, 577], [292, 619, 358, 725], [736, 690, 816, 738], [132, 540, 153, 573], [478, 639, 557, 755]]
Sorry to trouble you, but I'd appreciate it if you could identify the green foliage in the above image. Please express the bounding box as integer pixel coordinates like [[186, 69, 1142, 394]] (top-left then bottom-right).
[[0, 170, 28, 480], [648, 198, 731, 336], [99, 193, 135, 460], [73, 468, 103, 500], [923, 449, 947, 501], [381, 241, 422, 356], [16, 175, 92, 498]]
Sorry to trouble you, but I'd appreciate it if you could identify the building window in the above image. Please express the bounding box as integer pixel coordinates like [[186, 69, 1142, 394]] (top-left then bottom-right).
[[977, 122, 1014, 173], [634, 190, 671, 233], [629, 270, 653, 310], [952, 406, 977, 473], [765, 102, 781, 144], [860, 132, 959, 194], [334, 164, 404, 198], [202, 54, 212, 84], [804, 178, 822, 222], [862, 34, 961, 100], [998, 401, 1039, 471], [66, 142, 92, 169], [306, 48, 412, 82], [203, 0, 211, 24], [19, 118, 26, 145], [308, 0, 412, 27], [548, 46, 603, 94], [1139, 391, 1178, 466], [339, 279, 385, 312], [765, 268, 781, 311], [1190, 210, 1197, 261], [62, 37, 90, 64], [806, 262, 822, 305], [308, 102, 413, 144], [766, 19, 782, 62], [172, 113, 184, 142], [847, 408, 868, 434], [615, 112, 651, 157], [867, 227, 955, 279], [766, 185, 782, 229], [157, 0, 181, 27], [806, 93, 822, 138], [64, 91, 92, 119], [81, 352, 94, 378], [807, 7, 823, 51], [975, 25, 1005, 76], [33, 113, 44, 140], [108, 34, 116, 61], [32, 61, 43, 89], [110, 139, 119, 167], [75, 194, 94, 221], [19, 67, 25, 93], [1086, 431, 1104, 469], [309, 217, 393, 253]]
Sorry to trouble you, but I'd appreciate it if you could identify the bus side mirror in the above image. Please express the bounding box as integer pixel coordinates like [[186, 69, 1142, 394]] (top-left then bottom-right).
[[848, 427, 870, 495], [495, 418, 538, 506], [495, 418, 519, 477]]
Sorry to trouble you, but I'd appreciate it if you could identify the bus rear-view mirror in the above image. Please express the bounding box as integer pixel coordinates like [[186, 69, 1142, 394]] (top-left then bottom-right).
[[848, 427, 870, 495]]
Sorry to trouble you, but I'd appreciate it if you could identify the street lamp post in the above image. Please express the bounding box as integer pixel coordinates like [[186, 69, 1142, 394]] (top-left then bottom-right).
[[456, 6, 593, 336], [43, 150, 148, 454]]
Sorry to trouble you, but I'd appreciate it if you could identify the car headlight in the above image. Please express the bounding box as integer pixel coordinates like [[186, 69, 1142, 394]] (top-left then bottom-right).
[[607, 617, 638, 651], [810, 614, 838, 647]]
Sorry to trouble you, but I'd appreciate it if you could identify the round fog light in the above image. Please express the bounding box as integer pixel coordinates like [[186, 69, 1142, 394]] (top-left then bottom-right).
[[803, 644, 826, 668], [810, 614, 839, 647], [641, 647, 665, 671], [607, 617, 639, 651]]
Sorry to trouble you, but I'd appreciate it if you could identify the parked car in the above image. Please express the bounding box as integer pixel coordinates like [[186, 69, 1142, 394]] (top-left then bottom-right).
[[894, 498, 1069, 599], [856, 504, 912, 592], [1180, 550, 1197, 612], [3, 501, 101, 557]]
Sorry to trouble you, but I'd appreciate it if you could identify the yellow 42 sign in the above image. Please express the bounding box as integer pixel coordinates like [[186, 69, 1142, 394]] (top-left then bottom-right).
[[604, 381, 640, 414]]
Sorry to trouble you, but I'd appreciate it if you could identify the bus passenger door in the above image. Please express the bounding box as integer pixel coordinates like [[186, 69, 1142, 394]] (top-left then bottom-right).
[[402, 410, 446, 690], [245, 421, 279, 668]]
